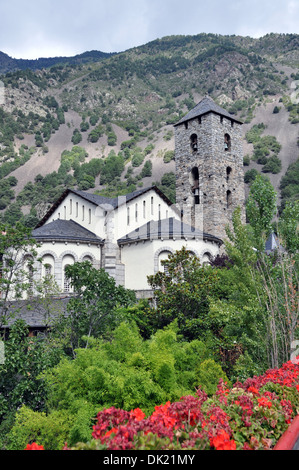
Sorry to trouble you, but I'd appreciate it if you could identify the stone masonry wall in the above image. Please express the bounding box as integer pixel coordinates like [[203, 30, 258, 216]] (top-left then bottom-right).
[[175, 112, 246, 242]]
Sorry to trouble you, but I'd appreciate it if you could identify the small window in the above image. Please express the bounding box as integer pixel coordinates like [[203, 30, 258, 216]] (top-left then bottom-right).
[[76, 202, 78, 217], [226, 166, 232, 181], [70, 199, 72, 215], [135, 203, 138, 222], [151, 197, 154, 215], [227, 190, 232, 208], [127, 207, 130, 225], [224, 134, 231, 152], [89, 208, 91, 224], [143, 200, 146, 218], [190, 134, 198, 152]]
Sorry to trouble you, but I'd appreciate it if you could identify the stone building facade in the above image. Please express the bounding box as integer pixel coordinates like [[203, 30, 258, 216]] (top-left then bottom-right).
[[174, 96, 246, 241]]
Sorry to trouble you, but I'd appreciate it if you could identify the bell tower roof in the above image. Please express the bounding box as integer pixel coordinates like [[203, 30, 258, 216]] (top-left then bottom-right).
[[174, 96, 243, 127]]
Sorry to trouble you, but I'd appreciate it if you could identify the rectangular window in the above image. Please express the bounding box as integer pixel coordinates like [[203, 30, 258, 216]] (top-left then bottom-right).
[[82, 205, 85, 221], [143, 201, 146, 218], [89, 208, 91, 224], [70, 199, 72, 215], [135, 203, 138, 222], [127, 207, 130, 225], [151, 197, 154, 215], [158, 204, 161, 220], [76, 202, 78, 217]]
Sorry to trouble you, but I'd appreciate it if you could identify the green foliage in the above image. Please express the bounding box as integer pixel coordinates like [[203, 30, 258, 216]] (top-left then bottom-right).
[[246, 174, 277, 247], [278, 200, 299, 254], [71, 128, 82, 145], [24, 320, 226, 447], [147, 247, 221, 341], [7, 406, 74, 451], [279, 158, 299, 212], [61, 261, 136, 352], [245, 124, 282, 174], [163, 150, 175, 163], [140, 160, 152, 178], [100, 151, 125, 184], [244, 168, 259, 184], [153, 172, 176, 203], [195, 359, 228, 395], [0, 320, 64, 435], [88, 124, 104, 143]]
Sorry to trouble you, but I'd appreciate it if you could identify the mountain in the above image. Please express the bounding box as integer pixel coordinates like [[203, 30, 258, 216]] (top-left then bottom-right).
[[0, 33, 298, 227], [0, 50, 114, 74]]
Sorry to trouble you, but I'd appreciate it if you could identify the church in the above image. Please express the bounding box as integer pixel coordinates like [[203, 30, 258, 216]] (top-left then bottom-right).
[[28, 96, 246, 303]]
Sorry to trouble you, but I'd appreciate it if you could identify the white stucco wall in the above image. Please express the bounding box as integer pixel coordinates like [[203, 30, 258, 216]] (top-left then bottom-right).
[[47, 192, 107, 239], [120, 237, 220, 291]]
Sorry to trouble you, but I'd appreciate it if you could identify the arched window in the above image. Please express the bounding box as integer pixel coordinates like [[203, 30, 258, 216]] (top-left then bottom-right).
[[24, 255, 34, 296], [82, 255, 93, 267], [42, 254, 55, 279], [190, 134, 198, 152], [62, 255, 75, 293], [224, 134, 231, 152], [158, 251, 172, 274], [202, 252, 212, 265]]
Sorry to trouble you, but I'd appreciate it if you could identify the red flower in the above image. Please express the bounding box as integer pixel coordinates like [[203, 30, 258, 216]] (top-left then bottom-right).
[[130, 408, 145, 421], [210, 430, 236, 450], [248, 386, 259, 395], [24, 442, 44, 450], [104, 427, 118, 438], [257, 397, 272, 408]]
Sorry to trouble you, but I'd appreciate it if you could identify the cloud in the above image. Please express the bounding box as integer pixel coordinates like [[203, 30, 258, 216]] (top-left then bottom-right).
[[0, 0, 298, 59]]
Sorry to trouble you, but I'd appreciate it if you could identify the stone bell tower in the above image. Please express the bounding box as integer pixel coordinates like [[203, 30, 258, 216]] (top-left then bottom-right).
[[174, 96, 245, 242]]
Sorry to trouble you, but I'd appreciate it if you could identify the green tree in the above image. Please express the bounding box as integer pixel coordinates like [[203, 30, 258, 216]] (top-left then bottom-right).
[[0, 223, 38, 328], [0, 320, 64, 448], [147, 247, 220, 341], [62, 261, 136, 353], [278, 200, 299, 254], [246, 174, 277, 250]]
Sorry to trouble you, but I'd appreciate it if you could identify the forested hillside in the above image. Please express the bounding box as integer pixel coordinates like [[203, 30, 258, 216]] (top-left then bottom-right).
[[0, 32, 298, 226]]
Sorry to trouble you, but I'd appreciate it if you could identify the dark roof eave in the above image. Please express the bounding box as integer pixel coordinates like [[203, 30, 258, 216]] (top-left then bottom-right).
[[34, 236, 104, 245], [118, 233, 223, 246], [174, 110, 243, 127]]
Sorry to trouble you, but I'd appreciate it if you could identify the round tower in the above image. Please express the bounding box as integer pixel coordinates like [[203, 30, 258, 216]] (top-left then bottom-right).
[[174, 96, 246, 241]]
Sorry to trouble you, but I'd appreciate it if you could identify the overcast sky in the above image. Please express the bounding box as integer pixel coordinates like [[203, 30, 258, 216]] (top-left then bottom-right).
[[1, 0, 298, 59]]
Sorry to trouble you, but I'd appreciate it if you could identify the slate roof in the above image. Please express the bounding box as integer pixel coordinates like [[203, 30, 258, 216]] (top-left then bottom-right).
[[174, 96, 243, 126], [118, 217, 223, 245], [32, 219, 103, 244], [1, 297, 70, 329], [265, 232, 285, 253]]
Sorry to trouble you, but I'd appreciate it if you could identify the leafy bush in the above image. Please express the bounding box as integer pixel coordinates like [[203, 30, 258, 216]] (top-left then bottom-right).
[[11, 322, 228, 449]]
